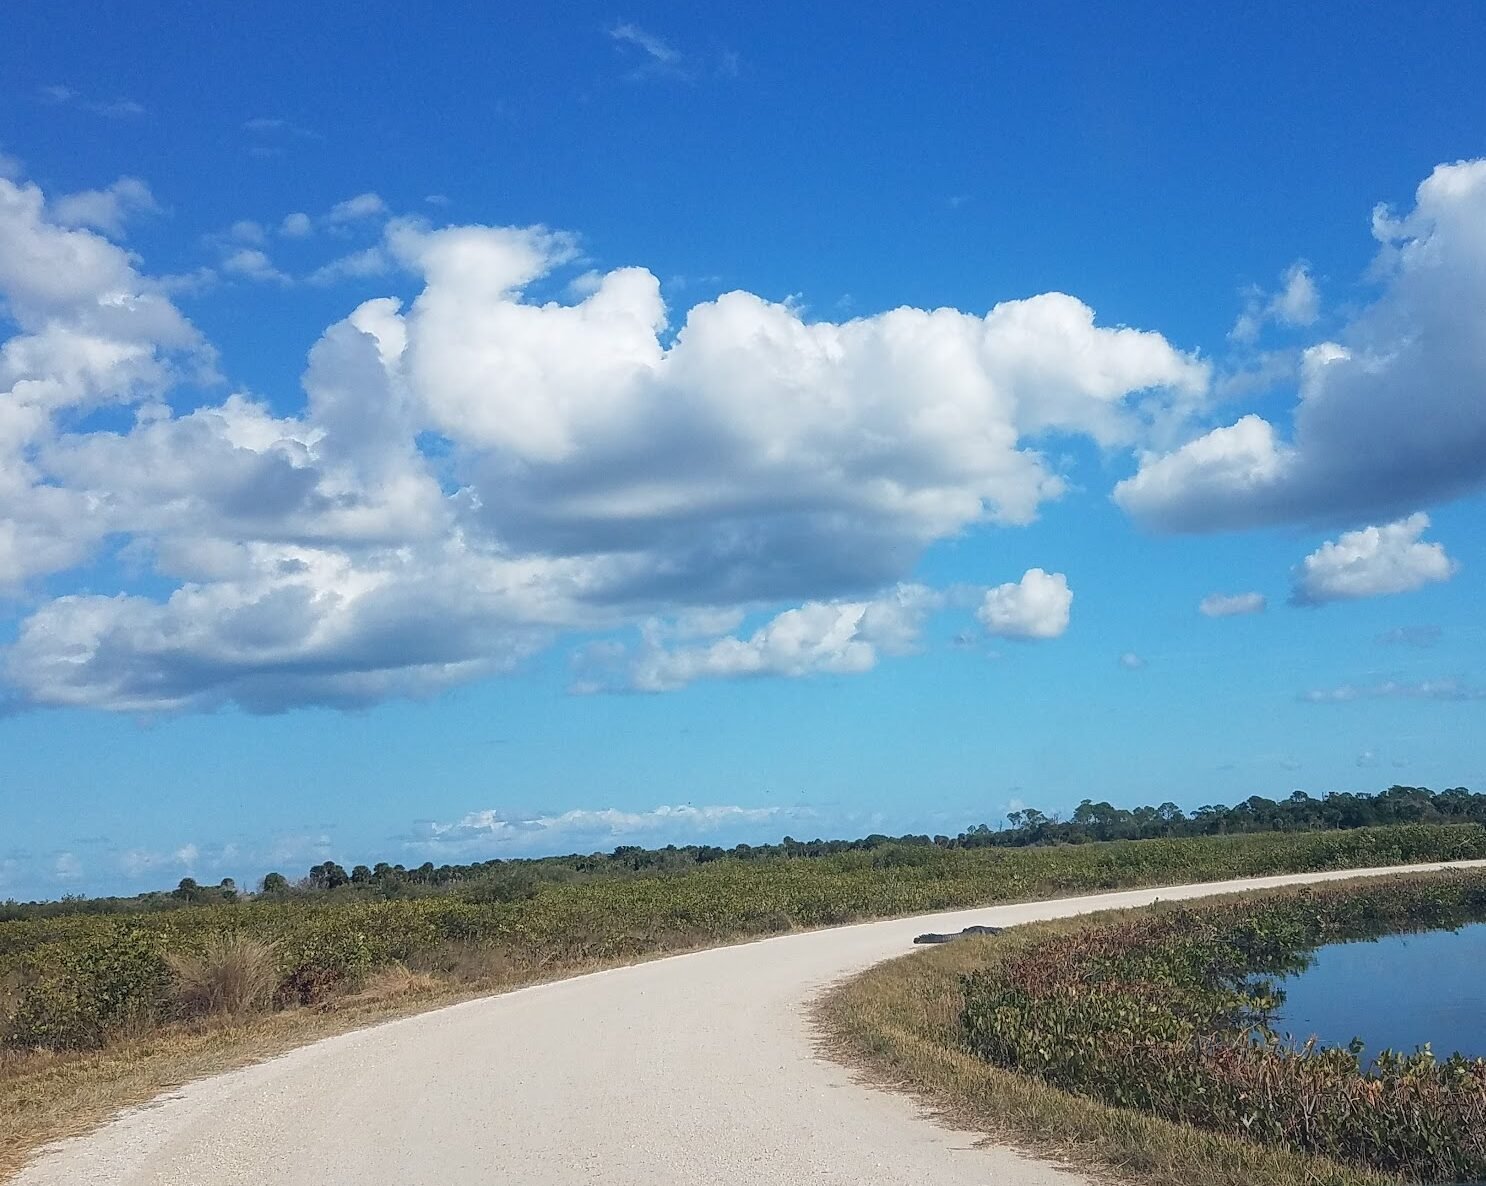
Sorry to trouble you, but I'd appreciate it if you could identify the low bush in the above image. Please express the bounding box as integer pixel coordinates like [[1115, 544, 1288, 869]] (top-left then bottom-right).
[[3, 929, 172, 1050]]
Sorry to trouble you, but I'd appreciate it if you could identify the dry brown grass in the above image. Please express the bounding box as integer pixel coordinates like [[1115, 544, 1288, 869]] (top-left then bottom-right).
[[345, 962, 440, 1005], [168, 934, 279, 1019], [814, 916, 1396, 1186]]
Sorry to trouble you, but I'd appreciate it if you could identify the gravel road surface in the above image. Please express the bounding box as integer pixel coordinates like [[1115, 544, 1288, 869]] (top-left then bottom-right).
[[18, 861, 1481, 1185]]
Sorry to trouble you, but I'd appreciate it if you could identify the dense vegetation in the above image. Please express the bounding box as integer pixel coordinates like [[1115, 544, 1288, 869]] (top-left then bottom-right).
[[4, 784, 1479, 924], [3, 822, 1484, 1055], [958, 872, 1486, 1182]]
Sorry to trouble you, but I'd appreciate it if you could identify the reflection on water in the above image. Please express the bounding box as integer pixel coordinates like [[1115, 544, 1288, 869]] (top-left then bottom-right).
[[1268, 922, 1486, 1062]]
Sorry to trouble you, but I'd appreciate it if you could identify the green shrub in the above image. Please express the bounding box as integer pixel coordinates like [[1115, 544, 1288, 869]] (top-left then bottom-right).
[[5, 928, 172, 1050], [463, 868, 541, 904]]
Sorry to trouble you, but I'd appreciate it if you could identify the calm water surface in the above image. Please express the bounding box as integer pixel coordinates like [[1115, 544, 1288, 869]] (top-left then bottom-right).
[[1269, 923, 1486, 1062]]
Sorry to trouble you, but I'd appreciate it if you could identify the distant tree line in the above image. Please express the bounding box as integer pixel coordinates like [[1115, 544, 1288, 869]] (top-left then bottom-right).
[[3, 785, 1482, 919]]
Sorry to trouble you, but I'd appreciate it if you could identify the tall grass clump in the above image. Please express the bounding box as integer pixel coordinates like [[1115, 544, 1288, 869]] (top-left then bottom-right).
[[168, 934, 278, 1019]]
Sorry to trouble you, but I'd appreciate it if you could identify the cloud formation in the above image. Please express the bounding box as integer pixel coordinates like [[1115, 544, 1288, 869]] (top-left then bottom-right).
[[1302, 678, 1486, 703], [577, 584, 942, 693], [409, 802, 804, 857], [50, 177, 159, 238], [1291, 514, 1456, 605], [1117, 160, 1486, 531], [1198, 591, 1267, 617], [0, 168, 1247, 714], [39, 84, 145, 119], [609, 23, 681, 65], [977, 569, 1073, 639], [1375, 625, 1441, 647], [1230, 261, 1320, 342]]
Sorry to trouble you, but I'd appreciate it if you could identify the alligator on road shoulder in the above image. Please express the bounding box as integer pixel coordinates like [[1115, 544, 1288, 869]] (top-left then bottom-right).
[[911, 924, 1004, 945]]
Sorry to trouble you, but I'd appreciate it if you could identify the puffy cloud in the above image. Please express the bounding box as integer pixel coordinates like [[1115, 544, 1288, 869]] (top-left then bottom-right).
[[1291, 513, 1455, 605], [1302, 678, 1486, 703], [587, 584, 941, 693], [307, 247, 390, 286], [1119, 651, 1145, 669], [0, 171, 1200, 713], [2, 542, 581, 712], [221, 248, 290, 284], [228, 219, 266, 244], [327, 192, 389, 224], [280, 211, 313, 237], [50, 176, 159, 237], [1198, 591, 1267, 617], [1230, 262, 1320, 342], [0, 177, 207, 587], [977, 568, 1072, 639], [1117, 160, 1486, 531]]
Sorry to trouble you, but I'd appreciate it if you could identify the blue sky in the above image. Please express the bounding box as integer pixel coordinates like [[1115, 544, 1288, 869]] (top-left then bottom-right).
[[2, 2, 1485, 898]]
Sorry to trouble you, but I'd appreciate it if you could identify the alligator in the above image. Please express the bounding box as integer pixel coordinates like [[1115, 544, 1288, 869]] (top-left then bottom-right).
[[911, 924, 1004, 944]]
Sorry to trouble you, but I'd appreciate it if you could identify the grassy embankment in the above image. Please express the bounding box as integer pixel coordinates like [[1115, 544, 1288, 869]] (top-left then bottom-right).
[[4, 822, 1485, 1179], [819, 866, 1486, 1186]]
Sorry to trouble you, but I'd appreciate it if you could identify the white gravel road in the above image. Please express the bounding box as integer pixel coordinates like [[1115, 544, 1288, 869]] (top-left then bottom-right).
[[17, 860, 1482, 1185]]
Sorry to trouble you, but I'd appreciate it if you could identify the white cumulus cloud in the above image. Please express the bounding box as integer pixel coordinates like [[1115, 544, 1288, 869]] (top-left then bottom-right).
[[977, 569, 1072, 639], [327, 192, 389, 224], [591, 584, 942, 693], [1230, 261, 1320, 342], [1291, 513, 1456, 605], [0, 169, 1200, 713], [222, 248, 290, 284], [50, 176, 159, 237], [1117, 160, 1486, 531]]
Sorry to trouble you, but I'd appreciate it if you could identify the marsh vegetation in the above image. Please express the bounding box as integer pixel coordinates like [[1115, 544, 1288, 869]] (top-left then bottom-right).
[[822, 869, 1486, 1185]]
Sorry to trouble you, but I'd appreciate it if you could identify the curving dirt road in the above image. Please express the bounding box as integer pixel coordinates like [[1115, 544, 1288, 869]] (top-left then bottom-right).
[[17, 861, 1482, 1185]]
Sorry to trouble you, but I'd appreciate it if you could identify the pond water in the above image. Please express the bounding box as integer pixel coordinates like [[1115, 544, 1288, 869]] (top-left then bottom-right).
[[1267, 922, 1486, 1062]]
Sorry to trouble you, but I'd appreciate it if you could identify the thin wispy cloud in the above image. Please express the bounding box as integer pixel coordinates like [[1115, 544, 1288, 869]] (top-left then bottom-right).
[[1301, 678, 1486, 703], [1199, 592, 1267, 618], [1376, 625, 1442, 648], [408, 802, 816, 858], [606, 21, 736, 81], [609, 21, 681, 65], [39, 84, 146, 119], [243, 117, 321, 158], [243, 117, 319, 138]]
